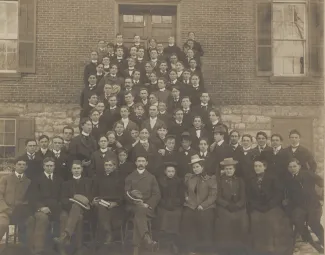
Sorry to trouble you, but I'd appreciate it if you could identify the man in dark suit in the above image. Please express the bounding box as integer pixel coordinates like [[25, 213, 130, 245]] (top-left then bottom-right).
[[98, 64, 124, 90], [141, 105, 165, 136], [122, 58, 137, 78], [27, 157, 63, 255], [206, 108, 229, 143], [228, 130, 246, 177], [0, 157, 32, 244], [114, 33, 129, 59], [21, 139, 43, 181], [119, 106, 139, 134], [168, 109, 189, 148], [209, 126, 233, 178], [261, 134, 289, 178], [101, 95, 121, 131], [167, 86, 182, 113], [285, 158, 324, 252], [251, 131, 272, 159], [62, 126, 74, 152], [188, 115, 209, 151], [112, 47, 128, 74], [36, 135, 55, 160], [83, 51, 98, 86], [68, 118, 97, 177], [163, 36, 182, 59], [192, 92, 214, 127], [283, 129, 317, 173], [54, 160, 93, 252], [52, 135, 70, 181], [80, 74, 100, 109], [125, 155, 160, 250]]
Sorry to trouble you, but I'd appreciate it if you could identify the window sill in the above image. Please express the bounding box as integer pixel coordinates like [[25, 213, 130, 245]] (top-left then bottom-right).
[[269, 76, 314, 84], [0, 73, 21, 81]]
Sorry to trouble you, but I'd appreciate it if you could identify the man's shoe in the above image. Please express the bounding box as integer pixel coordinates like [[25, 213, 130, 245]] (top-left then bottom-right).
[[104, 232, 112, 245], [143, 233, 159, 251]]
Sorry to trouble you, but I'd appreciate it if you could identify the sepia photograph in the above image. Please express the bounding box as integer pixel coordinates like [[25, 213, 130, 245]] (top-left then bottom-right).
[[0, 0, 324, 254]]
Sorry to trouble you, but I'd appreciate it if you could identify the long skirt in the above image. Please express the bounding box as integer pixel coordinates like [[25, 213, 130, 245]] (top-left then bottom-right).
[[180, 207, 215, 252], [215, 207, 249, 250], [157, 207, 182, 235], [250, 207, 294, 255]]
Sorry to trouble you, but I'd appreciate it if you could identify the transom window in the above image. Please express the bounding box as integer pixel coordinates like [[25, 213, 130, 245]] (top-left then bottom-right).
[[152, 15, 172, 24], [123, 15, 144, 23]]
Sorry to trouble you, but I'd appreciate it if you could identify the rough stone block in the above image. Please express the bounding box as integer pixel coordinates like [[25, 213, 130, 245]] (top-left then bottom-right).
[[27, 103, 44, 112], [221, 115, 242, 123], [241, 106, 262, 115], [246, 123, 271, 130], [256, 116, 271, 124], [221, 107, 232, 115], [234, 123, 245, 129], [242, 115, 256, 123]]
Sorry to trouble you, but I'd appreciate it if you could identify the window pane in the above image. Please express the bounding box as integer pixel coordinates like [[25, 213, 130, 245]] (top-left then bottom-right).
[[257, 2, 272, 45], [162, 16, 172, 24], [4, 146, 15, 158], [133, 15, 143, 23], [258, 46, 272, 72], [273, 4, 305, 40], [152, 15, 162, 24], [0, 120, 4, 133], [0, 40, 17, 71], [123, 15, 133, 23], [4, 133, 15, 145], [6, 2, 18, 37], [274, 41, 305, 75], [4, 120, 15, 132]]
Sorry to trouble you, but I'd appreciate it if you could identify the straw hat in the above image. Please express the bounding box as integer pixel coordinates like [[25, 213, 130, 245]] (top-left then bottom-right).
[[188, 154, 205, 165], [69, 194, 91, 210], [220, 158, 238, 166]]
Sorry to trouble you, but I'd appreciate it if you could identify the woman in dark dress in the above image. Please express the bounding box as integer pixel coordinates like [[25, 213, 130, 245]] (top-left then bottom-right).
[[180, 155, 217, 254], [246, 156, 293, 255], [157, 162, 184, 254], [215, 158, 249, 254]]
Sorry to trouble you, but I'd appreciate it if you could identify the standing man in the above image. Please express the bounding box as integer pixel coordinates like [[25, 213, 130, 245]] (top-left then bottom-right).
[[284, 129, 317, 173], [52, 135, 70, 181], [62, 126, 74, 151], [36, 135, 55, 160], [141, 105, 165, 136], [125, 155, 161, 250], [21, 139, 43, 181], [251, 131, 272, 158], [69, 118, 97, 177]]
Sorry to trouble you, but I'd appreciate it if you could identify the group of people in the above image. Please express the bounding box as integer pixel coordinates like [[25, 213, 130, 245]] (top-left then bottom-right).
[[0, 33, 323, 255]]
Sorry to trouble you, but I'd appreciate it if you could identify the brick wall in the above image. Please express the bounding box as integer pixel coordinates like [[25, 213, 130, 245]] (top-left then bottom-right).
[[0, 0, 323, 105]]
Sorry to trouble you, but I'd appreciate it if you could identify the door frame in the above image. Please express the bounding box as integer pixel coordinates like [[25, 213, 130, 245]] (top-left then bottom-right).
[[114, 0, 181, 47]]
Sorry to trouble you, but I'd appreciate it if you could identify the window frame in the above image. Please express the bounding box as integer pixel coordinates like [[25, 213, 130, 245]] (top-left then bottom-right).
[[0, 117, 17, 165]]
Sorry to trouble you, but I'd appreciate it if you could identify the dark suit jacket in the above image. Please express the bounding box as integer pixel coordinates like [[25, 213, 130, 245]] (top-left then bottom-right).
[[283, 145, 317, 173], [261, 147, 289, 178], [192, 104, 214, 126], [61, 177, 93, 211], [206, 121, 229, 144], [83, 62, 97, 86], [167, 97, 182, 113], [93, 172, 124, 204], [246, 172, 284, 212], [68, 135, 98, 177], [53, 150, 70, 181], [209, 141, 233, 178], [158, 175, 184, 211], [115, 132, 133, 152], [168, 121, 189, 148], [185, 86, 205, 107], [98, 74, 124, 91], [101, 107, 121, 131], [0, 173, 31, 214], [90, 150, 118, 177], [35, 149, 55, 161], [118, 161, 135, 182], [125, 170, 161, 209], [28, 173, 63, 219], [177, 148, 198, 178], [285, 170, 323, 210], [80, 85, 100, 108], [20, 153, 43, 181], [122, 119, 139, 134], [251, 145, 272, 159], [188, 127, 210, 151], [141, 118, 166, 136]]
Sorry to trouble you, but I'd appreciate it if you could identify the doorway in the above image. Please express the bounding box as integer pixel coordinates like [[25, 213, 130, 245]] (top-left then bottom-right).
[[119, 5, 177, 48]]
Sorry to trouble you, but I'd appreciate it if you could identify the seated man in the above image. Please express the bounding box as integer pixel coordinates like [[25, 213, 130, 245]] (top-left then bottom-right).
[[93, 159, 125, 244], [54, 160, 93, 254], [125, 155, 161, 250], [27, 157, 63, 255], [0, 157, 32, 244]]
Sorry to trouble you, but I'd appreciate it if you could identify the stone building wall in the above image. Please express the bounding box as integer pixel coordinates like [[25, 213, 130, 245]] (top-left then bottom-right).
[[0, 103, 323, 175]]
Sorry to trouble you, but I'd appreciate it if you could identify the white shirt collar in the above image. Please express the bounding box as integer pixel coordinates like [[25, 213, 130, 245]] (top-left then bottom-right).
[[140, 140, 149, 144], [110, 106, 117, 109], [73, 175, 82, 180], [159, 88, 166, 92], [40, 148, 48, 154], [159, 111, 166, 114], [152, 102, 159, 106], [151, 58, 157, 62], [127, 102, 134, 107], [81, 131, 89, 137], [243, 146, 251, 151], [121, 118, 129, 123], [292, 143, 300, 148], [110, 74, 116, 77], [142, 99, 148, 103], [212, 120, 219, 125], [91, 60, 97, 64], [150, 117, 157, 121], [201, 103, 208, 106], [97, 72, 103, 76], [232, 143, 239, 149], [15, 172, 23, 179], [52, 149, 61, 154], [128, 67, 135, 70], [100, 148, 108, 153], [168, 44, 174, 47], [44, 172, 53, 179], [200, 151, 207, 157], [192, 84, 200, 88], [183, 108, 190, 112], [217, 140, 224, 146], [175, 120, 182, 124], [92, 121, 99, 125], [89, 103, 96, 107], [27, 152, 35, 156], [138, 57, 143, 61], [274, 145, 282, 151], [137, 169, 145, 174]]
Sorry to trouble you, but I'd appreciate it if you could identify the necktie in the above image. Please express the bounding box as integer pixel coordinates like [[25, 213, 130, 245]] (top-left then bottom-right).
[[102, 153, 106, 158], [202, 105, 207, 110], [273, 148, 278, 155], [55, 153, 60, 159], [232, 145, 236, 151], [18, 175, 22, 180], [260, 147, 264, 152], [48, 174, 52, 181], [94, 124, 98, 128], [28, 154, 34, 160]]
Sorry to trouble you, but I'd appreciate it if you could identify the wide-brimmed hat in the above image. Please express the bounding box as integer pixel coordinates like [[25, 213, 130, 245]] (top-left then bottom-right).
[[220, 158, 238, 166], [188, 154, 205, 165], [69, 194, 91, 210], [126, 190, 144, 203]]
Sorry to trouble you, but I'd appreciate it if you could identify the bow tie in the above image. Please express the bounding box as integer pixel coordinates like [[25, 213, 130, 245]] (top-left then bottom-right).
[[17, 174, 22, 179], [93, 124, 98, 128], [55, 153, 60, 158]]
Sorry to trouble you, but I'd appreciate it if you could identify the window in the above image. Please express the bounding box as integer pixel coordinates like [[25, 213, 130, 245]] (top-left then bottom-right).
[[0, 118, 16, 171], [152, 15, 172, 24], [0, 117, 34, 172], [0, 0, 36, 76], [256, 0, 324, 77], [0, 1, 18, 73], [123, 15, 144, 23]]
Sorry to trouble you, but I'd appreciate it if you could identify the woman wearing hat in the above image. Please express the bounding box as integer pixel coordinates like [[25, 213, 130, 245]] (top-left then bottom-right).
[[157, 162, 184, 254], [246, 156, 293, 255], [214, 158, 249, 254], [180, 154, 217, 254]]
